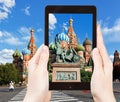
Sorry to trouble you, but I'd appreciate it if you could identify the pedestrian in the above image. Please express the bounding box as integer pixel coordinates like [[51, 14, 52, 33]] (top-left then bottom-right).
[[9, 81, 14, 92], [19, 81, 22, 86]]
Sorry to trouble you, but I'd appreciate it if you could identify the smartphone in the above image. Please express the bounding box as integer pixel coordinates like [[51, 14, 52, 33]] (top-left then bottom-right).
[[45, 6, 96, 90]]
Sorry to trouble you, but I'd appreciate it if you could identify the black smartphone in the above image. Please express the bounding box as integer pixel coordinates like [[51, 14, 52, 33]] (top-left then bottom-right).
[[45, 6, 96, 90]]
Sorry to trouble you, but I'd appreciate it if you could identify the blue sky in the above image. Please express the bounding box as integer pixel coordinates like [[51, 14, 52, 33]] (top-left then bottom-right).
[[0, 0, 120, 63], [49, 14, 92, 44]]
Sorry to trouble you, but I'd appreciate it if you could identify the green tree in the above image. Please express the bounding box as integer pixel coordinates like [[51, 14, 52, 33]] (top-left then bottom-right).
[[0, 63, 20, 85], [81, 69, 92, 82]]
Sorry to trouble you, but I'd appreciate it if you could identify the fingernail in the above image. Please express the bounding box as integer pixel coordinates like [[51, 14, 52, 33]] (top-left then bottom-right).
[[43, 45, 48, 51]]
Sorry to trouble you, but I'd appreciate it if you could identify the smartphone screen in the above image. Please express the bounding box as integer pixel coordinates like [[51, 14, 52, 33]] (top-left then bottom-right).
[[45, 6, 96, 90]]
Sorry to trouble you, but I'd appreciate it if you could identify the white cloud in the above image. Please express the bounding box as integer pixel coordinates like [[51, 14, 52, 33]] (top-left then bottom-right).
[[0, 30, 11, 37], [4, 37, 23, 45], [22, 36, 30, 41], [0, 49, 14, 64], [0, 31, 3, 37], [97, 20, 103, 26], [0, 11, 8, 20], [100, 18, 120, 42], [49, 31, 54, 37], [0, 0, 15, 8], [109, 54, 114, 62], [0, 30, 24, 45], [37, 28, 43, 32], [23, 6, 30, 16], [18, 26, 30, 35], [18, 26, 32, 41], [3, 31, 11, 36], [49, 13, 57, 30], [63, 22, 68, 31], [0, 0, 15, 20]]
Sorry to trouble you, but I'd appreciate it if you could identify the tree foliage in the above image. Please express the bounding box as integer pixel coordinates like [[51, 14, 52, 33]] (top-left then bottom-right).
[[81, 69, 92, 82], [0, 63, 20, 85]]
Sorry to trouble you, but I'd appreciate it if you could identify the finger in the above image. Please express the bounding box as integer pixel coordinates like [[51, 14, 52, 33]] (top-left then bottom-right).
[[29, 44, 44, 64], [92, 48, 103, 73], [44, 91, 51, 102], [97, 25, 113, 76], [38, 45, 49, 71], [28, 44, 44, 74], [97, 25, 111, 65]]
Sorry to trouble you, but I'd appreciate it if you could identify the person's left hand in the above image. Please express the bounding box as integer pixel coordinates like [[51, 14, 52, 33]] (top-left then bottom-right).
[[23, 45, 51, 102]]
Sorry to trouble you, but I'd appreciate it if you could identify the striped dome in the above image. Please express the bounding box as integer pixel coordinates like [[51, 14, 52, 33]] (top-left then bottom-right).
[[49, 42, 56, 50], [56, 32, 69, 43], [22, 48, 30, 55], [13, 48, 21, 58]]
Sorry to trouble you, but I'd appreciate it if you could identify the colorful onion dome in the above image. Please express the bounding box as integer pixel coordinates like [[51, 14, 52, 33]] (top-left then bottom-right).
[[69, 18, 73, 23], [49, 42, 56, 50], [83, 37, 92, 46], [13, 48, 22, 58], [22, 48, 30, 55], [76, 44, 85, 51], [56, 32, 69, 43]]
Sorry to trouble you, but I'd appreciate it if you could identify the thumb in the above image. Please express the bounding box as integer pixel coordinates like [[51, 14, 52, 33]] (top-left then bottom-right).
[[38, 45, 49, 70], [92, 48, 103, 73]]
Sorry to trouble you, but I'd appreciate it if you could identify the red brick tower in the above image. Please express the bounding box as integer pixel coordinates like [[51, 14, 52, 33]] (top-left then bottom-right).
[[22, 29, 37, 84], [67, 18, 78, 48], [113, 50, 120, 81], [113, 50, 120, 66], [28, 29, 37, 59]]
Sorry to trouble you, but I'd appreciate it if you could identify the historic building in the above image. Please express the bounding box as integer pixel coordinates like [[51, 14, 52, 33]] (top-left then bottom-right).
[[13, 29, 37, 83], [67, 18, 78, 49], [113, 50, 120, 81], [83, 37, 92, 64], [12, 48, 23, 80], [55, 18, 78, 50], [55, 32, 69, 50], [27, 29, 37, 58], [49, 18, 92, 66]]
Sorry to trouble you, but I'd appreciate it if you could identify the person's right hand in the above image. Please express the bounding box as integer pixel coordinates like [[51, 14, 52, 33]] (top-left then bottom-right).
[[91, 25, 116, 102]]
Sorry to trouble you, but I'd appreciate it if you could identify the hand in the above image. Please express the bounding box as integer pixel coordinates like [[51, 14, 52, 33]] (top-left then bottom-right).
[[91, 25, 116, 102], [23, 45, 51, 102]]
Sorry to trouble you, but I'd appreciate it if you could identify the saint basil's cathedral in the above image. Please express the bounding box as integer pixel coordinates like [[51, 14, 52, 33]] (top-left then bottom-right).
[[12, 18, 120, 83], [12, 29, 37, 84], [49, 18, 92, 67], [12, 18, 93, 83]]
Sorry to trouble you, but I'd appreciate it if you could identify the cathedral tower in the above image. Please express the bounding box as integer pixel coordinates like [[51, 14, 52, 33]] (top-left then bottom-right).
[[13, 48, 23, 81], [83, 37, 92, 65], [113, 50, 120, 81], [22, 48, 30, 83], [113, 50, 120, 66], [67, 18, 78, 48], [28, 29, 37, 58]]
